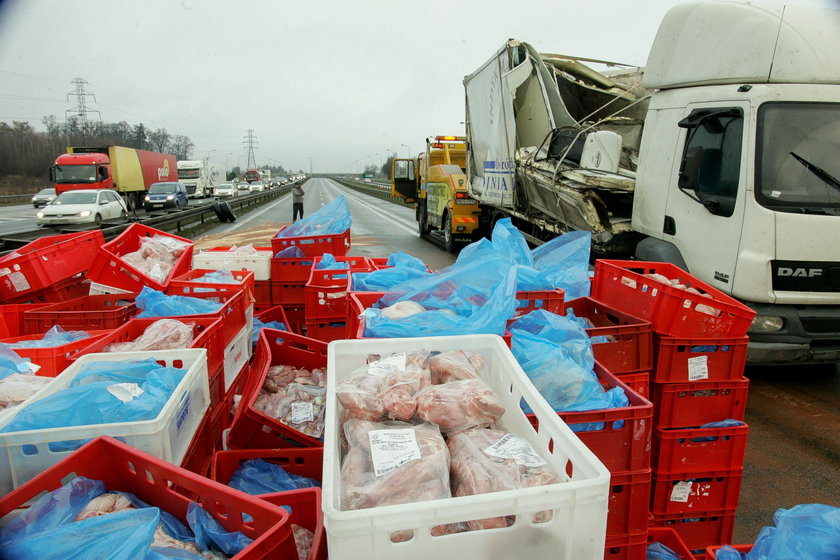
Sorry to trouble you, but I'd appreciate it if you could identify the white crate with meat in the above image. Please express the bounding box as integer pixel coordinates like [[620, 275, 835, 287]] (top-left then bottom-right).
[[323, 334, 610, 560]]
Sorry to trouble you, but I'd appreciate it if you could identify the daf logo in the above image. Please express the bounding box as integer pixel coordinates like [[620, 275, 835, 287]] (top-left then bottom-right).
[[157, 160, 170, 180], [778, 267, 823, 278]]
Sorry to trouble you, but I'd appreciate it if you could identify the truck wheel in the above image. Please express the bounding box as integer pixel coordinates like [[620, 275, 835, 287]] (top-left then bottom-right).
[[418, 203, 431, 236]]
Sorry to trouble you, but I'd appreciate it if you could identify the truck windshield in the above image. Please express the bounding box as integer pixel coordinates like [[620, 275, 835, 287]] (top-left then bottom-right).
[[54, 164, 97, 184], [178, 169, 200, 179], [756, 102, 840, 211]]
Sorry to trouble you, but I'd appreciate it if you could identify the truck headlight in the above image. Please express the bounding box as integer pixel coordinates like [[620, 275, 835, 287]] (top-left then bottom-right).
[[79, 210, 91, 217], [167, 195, 175, 200], [144, 196, 150, 201], [749, 315, 784, 333], [36, 212, 44, 218]]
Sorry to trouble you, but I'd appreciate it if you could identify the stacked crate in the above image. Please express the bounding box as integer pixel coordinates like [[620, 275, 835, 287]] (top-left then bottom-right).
[[592, 260, 755, 558], [304, 255, 373, 341]]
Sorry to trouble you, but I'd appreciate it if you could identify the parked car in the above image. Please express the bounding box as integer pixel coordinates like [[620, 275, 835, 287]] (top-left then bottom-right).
[[36, 189, 127, 226], [31, 188, 56, 208], [144, 181, 189, 211], [249, 182, 265, 193], [215, 183, 237, 198]]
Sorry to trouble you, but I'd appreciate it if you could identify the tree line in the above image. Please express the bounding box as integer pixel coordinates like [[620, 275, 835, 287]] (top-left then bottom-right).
[[0, 116, 194, 178]]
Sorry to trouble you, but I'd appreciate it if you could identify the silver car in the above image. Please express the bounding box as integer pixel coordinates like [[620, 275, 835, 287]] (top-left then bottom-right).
[[32, 188, 56, 208], [215, 183, 237, 198]]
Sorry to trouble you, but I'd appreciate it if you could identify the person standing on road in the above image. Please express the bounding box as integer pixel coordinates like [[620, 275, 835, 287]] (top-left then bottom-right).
[[292, 182, 305, 221]]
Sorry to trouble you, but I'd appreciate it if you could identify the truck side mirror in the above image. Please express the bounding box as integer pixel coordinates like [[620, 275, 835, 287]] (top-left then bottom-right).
[[678, 146, 703, 192], [49, 165, 56, 182]]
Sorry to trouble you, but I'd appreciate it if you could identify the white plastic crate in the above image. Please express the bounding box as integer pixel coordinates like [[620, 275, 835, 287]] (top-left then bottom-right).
[[88, 281, 132, 296], [0, 349, 210, 495], [192, 248, 273, 281], [223, 324, 250, 391], [323, 334, 610, 560]]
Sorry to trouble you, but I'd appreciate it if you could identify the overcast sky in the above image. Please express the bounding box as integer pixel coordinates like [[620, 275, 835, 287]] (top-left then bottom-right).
[[0, 0, 836, 173]]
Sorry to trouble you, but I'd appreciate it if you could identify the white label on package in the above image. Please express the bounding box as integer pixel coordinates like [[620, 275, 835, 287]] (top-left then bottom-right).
[[670, 481, 693, 503], [107, 383, 145, 404], [368, 428, 421, 477], [483, 433, 547, 467], [290, 402, 314, 424], [687, 355, 709, 381], [8, 272, 31, 293]]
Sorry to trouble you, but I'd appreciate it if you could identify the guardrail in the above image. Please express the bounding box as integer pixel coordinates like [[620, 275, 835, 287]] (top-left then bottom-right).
[[0, 194, 34, 206], [334, 178, 411, 207]]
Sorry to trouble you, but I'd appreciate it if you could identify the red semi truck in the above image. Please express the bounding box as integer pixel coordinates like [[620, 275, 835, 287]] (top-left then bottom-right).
[[49, 146, 178, 208]]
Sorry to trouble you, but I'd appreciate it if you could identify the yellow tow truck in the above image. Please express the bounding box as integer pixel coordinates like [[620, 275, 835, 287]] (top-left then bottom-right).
[[391, 135, 481, 252]]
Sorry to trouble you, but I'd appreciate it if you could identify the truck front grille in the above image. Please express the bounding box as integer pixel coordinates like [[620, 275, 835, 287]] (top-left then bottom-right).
[[801, 317, 840, 334]]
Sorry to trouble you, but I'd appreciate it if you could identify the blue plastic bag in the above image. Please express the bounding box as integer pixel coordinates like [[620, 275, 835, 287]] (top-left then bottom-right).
[[691, 419, 746, 442], [363, 255, 517, 337], [251, 318, 287, 347], [186, 502, 252, 557], [2, 325, 91, 349], [714, 545, 746, 560], [352, 267, 430, 291], [191, 270, 238, 284], [385, 251, 427, 270], [563, 309, 610, 344], [229, 458, 321, 495], [275, 195, 351, 237], [274, 246, 306, 258], [314, 253, 348, 270], [766, 504, 840, 559], [0, 359, 186, 435], [531, 230, 591, 299], [646, 541, 682, 560], [0, 346, 34, 379], [509, 310, 595, 371], [136, 286, 222, 319]]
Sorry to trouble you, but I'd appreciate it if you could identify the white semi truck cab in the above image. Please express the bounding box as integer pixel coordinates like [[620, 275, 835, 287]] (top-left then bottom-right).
[[631, 2, 840, 363]]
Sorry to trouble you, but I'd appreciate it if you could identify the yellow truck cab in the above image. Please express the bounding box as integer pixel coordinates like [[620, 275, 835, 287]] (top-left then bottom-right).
[[392, 136, 480, 251]]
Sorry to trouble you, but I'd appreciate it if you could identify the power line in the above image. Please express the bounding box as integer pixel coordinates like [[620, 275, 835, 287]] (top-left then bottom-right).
[[65, 77, 100, 124]]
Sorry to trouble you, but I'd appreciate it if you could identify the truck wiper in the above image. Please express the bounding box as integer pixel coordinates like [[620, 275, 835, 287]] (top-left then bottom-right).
[[790, 152, 840, 194]]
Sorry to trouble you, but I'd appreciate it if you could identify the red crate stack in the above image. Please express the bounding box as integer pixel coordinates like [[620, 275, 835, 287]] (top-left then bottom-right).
[[303, 256, 371, 341], [270, 226, 351, 257], [592, 259, 755, 557]]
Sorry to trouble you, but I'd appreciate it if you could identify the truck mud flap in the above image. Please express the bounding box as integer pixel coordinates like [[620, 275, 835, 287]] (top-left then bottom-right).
[[212, 201, 237, 223]]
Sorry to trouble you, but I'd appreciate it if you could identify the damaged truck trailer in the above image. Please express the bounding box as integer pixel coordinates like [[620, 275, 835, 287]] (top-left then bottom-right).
[[464, 1, 840, 363]]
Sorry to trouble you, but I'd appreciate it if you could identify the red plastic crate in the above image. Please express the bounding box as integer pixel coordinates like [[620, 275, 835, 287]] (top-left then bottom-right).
[[652, 378, 750, 428], [0, 329, 110, 377], [260, 488, 327, 560], [271, 282, 305, 305], [706, 544, 752, 559], [271, 226, 351, 257], [211, 447, 324, 487], [609, 469, 652, 537], [3, 274, 91, 304], [228, 329, 328, 449], [592, 260, 755, 338], [528, 362, 653, 472], [23, 293, 139, 333], [604, 532, 648, 560], [0, 231, 104, 300], [653, 335, 748, 383], [254, 280, 272, 306], [168, 268, 255, 301], [173, 289, 251, 348], [270, 254, 317, 283], [652, 509, 736, 558], [180, 398, 229, 478], [0, 436, 296, 560], [256, 305, 293, 333], [305, 319, 349, 343], [651, 469, 743, 515], [77, 316, 223, 387], [0, 303, 49, 338], [617, 370, 650, 400], [647, 527, 697, 560], [86, 223, 194, 292], [513, 288, 566, 317], [347, 291, 385, 338], [281, 304, 306, 335], [565, 296, 653, 374], [305, 269, 352, 321], [652, 423, 749, 473]]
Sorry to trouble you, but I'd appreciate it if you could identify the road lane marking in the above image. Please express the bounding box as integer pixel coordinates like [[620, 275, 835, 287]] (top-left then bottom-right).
[[218, 192, 292, 233], [323, 181, 418, 235]]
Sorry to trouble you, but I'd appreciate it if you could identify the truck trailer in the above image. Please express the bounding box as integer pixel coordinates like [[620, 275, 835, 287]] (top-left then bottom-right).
[[177, 159, 224, 198], [50, 146, 177, 209], [464, 2, 840, 363]]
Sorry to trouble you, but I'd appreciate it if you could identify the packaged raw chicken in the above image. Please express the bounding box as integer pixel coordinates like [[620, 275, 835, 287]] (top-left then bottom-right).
[[448, 428, 560, 531], [103, 319, 195, 352], [254, 383, 326, 438], [340, 419, 451, 541], [429, 349, 487, 384], [0, 373, 51, 410], [336, 351, 430, 422], [415, 378, 505, 434], [120, 235, 192, 284], [292, 524, 314, 560]]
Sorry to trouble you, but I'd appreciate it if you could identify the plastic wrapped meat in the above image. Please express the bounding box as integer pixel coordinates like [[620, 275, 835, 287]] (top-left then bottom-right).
[[292, 524, 314, 560], [415, 378, 505, 434], [448, 428, 560, 530], [429, 350, 487, 384], [120, 235, 191, 283], [336, 352, 430, 422], [379, 300, 426, 320], [254, 383, 326, 438], [642, 273, 720, 317], [103, 319, 195, 353], [0, 373, 51, 410], [261, 364, 326, 393], [340, 420, 451, 519]]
